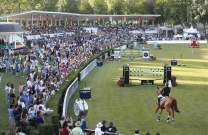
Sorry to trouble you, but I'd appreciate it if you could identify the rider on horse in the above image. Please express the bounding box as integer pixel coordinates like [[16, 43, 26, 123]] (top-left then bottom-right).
[[157, 83, 171, 107]]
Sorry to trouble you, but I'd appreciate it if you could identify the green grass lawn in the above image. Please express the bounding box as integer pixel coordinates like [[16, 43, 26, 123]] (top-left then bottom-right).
[[68, 44, 208, 135]]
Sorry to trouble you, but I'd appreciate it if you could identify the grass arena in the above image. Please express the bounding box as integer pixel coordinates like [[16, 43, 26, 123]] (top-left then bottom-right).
[[67, 43, 208, 135]]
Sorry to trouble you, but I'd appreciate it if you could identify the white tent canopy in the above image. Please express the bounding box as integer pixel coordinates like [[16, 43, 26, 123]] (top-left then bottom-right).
[[183, 26, 199, 33], [183, 26, 200, 38]]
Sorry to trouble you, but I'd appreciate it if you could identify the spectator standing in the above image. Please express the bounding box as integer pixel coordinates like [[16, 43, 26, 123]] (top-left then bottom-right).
[[71, 121, 83, 135], [101, 120, 107, 132], [35, 110, 44, 129], [8, 104, 15, 134], [15, 115, 28, 134], [95, 122, 104, 135], [5, 59, 10, 73], [5, 82, 11, 106], [16, 126, 25, 135], [14, 104, 21, 120], [106, 122, 118, 133], [62, 121, 72, 135]]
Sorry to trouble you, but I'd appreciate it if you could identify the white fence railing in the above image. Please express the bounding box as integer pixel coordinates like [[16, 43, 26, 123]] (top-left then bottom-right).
[[79, 60, 97, 81], [62, 78, 79, 117], [146, 40, 207, 44]]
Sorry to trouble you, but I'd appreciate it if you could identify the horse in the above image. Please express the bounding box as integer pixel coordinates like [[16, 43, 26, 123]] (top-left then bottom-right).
[[154, 87, 180, 124]]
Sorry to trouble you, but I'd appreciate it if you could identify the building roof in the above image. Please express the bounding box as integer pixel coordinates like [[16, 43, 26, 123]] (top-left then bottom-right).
[[0, 22, 25, 33], [0, 10, 160, 21]]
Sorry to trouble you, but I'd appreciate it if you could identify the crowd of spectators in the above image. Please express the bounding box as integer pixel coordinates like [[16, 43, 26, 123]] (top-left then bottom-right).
[[2, 24, 137, 135]]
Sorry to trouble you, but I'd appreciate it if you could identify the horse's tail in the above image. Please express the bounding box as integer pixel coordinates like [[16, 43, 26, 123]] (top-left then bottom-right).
[[173, 99, 180, 113]]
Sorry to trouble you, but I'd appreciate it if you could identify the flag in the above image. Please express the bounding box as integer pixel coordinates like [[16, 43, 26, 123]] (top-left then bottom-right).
[[124, 16, 126, 22], [70, 16, 72, 21], [46, 14, 48, 21], [96, 16, 99, 21], [152, 17, 156, 22], [39, 14, 42, 21], [109, 16, 112, 22], [86, 16, 88, 21], [53, 15, 56, 21], [138, 16, 142, 22]]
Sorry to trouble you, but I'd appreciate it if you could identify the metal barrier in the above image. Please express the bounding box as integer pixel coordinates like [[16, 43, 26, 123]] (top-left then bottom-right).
[[62, 78, 78, 117]]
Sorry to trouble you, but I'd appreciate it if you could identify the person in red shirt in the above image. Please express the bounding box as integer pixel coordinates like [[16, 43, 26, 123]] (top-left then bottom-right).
[[62, 121, 71, 135]]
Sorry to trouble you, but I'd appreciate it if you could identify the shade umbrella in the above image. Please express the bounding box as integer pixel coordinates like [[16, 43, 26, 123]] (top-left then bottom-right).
[[187, 34, 195, 37], [174, 34, 183, 38]]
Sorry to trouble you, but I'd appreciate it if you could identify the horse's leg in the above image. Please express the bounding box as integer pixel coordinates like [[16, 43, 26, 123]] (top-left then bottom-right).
[[154, 106, 159, 121], [171, 108, 175, 124], [157, 109, 163, 121], [166, 107, 171, 124]]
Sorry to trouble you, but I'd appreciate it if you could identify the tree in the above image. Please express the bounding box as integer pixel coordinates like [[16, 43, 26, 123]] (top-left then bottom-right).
[[57, 0, 80, 12], [154, 0, 193, 27], [92, 0, 108, 14], [78, 0, 94, 14], [193, 0, 208, 39], [144, 0, 156, 14], [125, 0, 148, 14], [110, 0, 125, 14]]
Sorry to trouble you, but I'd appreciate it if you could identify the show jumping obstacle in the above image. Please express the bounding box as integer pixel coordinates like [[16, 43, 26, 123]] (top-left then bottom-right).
[[123, 64, 172, 85]]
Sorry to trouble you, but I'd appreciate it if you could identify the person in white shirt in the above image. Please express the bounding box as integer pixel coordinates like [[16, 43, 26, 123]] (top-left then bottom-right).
[[31, 41, 34, 48], [95, 122, 104, 135], [28, 106, 35, 119], [26, 79, 32, 88], [16, 126, 25, 135]]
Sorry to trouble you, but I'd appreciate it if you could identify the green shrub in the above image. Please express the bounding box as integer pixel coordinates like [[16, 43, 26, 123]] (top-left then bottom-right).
[[30, 129, 40, 135], [38, 123, 54, 135], [51, 114, 60, 124], [26, 126, 36, 135], [53, 123, 60, 135]]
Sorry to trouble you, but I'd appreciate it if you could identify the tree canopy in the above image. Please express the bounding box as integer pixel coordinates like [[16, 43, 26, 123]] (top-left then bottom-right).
[[0, 0, 207, 28]]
